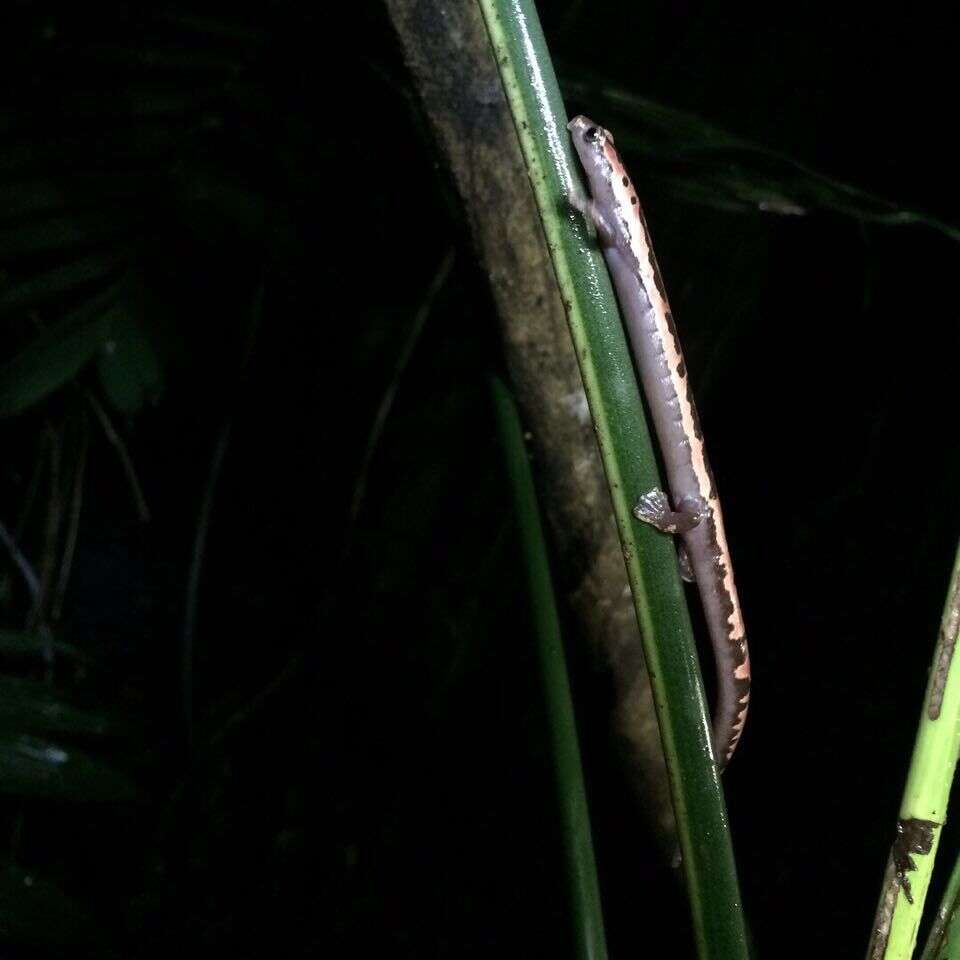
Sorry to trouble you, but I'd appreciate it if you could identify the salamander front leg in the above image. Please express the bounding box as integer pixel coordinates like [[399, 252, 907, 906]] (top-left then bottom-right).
[[633, 488, 707, 536], [569, 191, 619, 248]]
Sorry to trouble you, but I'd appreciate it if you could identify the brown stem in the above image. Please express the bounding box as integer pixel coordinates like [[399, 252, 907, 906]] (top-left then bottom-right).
[[383, 0, 676, 852]]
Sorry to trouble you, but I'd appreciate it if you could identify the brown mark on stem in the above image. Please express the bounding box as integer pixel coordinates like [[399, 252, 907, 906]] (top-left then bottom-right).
[[867, 856, 900, 960], [892, 817, 938, 905], [867, 818, 939, 959], [928, 566, 960, 719]]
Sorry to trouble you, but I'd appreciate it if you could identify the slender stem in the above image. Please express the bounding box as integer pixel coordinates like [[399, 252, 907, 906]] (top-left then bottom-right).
[[0, 519, 41, 600], [207, 651, 304, 748], [181, 279, 264, 751], [919, 852, 960, 960], [84, 388, 151, 523], [52, 412, 89, 623], [492, 376, 608, 960], [476, 2, 748, 956], [867, 540, 960, 959], [182, 421, 231, 751], [344, 247, 455, 557], [14, 441, 45, 540], [28, 423, 63, 632]]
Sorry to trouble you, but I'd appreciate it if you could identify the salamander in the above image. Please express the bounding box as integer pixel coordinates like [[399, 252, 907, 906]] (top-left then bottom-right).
[[567, 114, 750, 770]]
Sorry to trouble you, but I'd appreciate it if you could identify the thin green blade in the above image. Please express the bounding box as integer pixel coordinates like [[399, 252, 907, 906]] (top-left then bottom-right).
[[477, 2, 748, 957]]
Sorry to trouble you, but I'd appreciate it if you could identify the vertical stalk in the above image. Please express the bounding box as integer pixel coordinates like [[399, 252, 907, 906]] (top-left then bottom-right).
[[492, 376, 608, 960], [476, 1, 748, 956], [868, 541, 960, 959]]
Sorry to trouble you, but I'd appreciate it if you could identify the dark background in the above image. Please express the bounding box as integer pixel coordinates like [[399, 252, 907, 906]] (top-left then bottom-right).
[[1, 1, 959, 957]]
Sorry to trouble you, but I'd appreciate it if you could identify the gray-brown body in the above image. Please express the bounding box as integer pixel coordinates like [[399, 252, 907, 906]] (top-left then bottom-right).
[[568, 115, 750, 769]]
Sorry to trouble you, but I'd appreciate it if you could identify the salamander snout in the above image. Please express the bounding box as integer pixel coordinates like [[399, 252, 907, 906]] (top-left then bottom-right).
[[567, 115, 614, 147]]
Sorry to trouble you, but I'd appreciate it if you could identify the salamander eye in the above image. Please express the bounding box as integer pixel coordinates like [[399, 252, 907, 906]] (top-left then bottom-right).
[[583, 127, 613, 144]]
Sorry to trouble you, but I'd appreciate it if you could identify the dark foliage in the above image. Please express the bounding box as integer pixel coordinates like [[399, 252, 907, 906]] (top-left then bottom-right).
[[1, 1, 959, 957]]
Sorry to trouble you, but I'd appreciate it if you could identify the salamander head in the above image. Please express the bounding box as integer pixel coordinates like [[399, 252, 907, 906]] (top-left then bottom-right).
[[567, 115, 615, 150], [567, 115, 623, 214]]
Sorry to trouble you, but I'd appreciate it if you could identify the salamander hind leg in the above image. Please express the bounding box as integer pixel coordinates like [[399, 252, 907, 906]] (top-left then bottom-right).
[[633, 488, 706, 536]]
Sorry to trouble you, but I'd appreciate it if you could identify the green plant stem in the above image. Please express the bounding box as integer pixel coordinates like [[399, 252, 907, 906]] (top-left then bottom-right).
[[492, 375, 607, 960], [868, 540, 960, 959], [476, 1, 748, 957], [919, 851, 960, 960]]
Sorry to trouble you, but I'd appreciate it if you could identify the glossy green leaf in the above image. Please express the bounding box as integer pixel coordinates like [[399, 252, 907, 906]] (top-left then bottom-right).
[[97, 309, 164, 414], [0, 253, 120, 316], [0, 733, 137, 801], [0, 283, 125, 418], [0, 676, 118, 739], [477, 2, 748, 957]]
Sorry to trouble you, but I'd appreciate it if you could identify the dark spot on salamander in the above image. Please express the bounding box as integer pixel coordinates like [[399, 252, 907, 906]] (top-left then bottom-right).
[[631, 195, 638, 205], [731, 671, 750, 702], [705, 457, 718, 499], [705, 515, 735, 624], [622, 176, 629, 187], [651, 261, 668, 301], [676, 359, 686, 378], [663, 309, 682, 356], [686, 383, 704, 441]]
